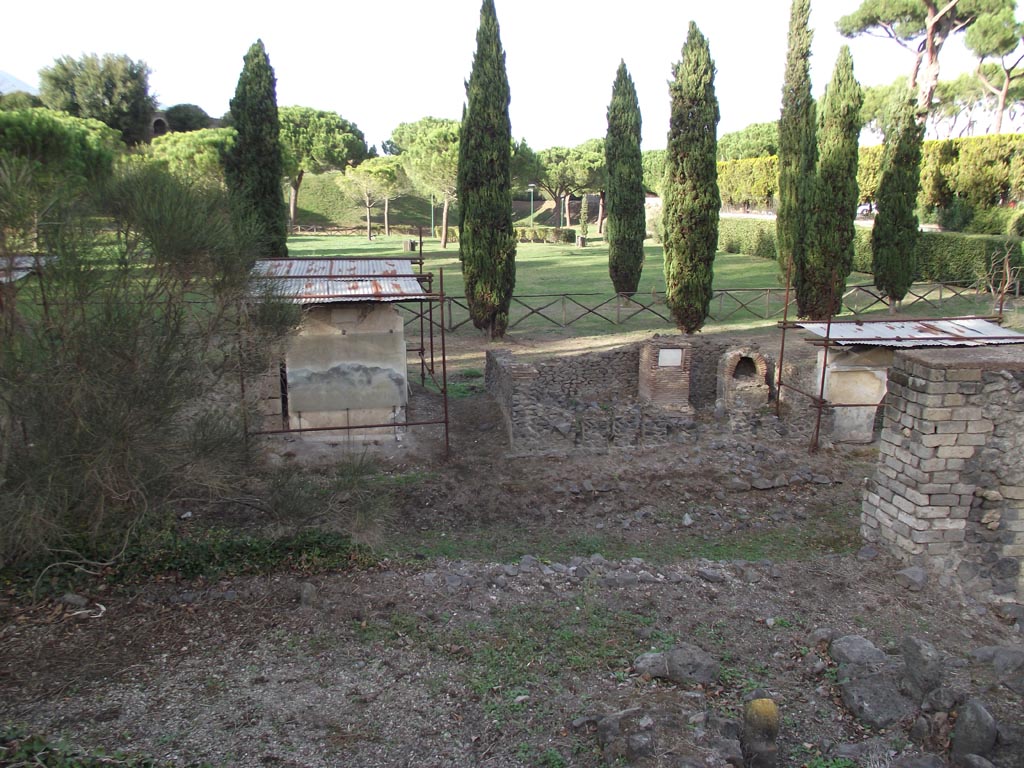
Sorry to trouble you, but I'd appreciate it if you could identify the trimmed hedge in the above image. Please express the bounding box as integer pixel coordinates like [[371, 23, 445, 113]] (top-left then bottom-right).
[[717, 216, 1022, 284], [915, 230, 1022, 283], [717, 217, 778, 259], [513, 226, 576, 243], [293, 170, 361, 227]]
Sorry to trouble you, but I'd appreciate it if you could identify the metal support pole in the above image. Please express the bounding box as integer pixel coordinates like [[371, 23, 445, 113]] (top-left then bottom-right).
[[776, 256, 795, 417], [439, 268, 450, 458]]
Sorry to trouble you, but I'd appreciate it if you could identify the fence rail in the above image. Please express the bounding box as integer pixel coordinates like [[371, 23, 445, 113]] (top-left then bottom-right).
[[393, 281, 1002, 332]]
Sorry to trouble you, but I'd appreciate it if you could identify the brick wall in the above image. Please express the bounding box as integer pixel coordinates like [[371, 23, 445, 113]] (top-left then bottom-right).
[[638, 340, 693, 411], [863, 347, 1024, 604]]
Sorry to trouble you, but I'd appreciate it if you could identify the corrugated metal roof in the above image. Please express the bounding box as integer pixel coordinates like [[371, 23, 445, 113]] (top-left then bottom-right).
[[798, 318, 1024, 347], [0, 255, 47, 284], [253, 258, 428, 304]]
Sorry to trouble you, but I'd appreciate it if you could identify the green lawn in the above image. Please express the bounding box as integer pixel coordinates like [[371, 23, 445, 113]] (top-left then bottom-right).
[[289, 234, 959, 335]]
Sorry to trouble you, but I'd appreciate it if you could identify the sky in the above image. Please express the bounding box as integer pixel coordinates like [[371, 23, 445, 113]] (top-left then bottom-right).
[[2, 0, 985, 152]]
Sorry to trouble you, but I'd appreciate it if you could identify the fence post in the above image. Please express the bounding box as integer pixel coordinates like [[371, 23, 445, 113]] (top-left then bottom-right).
[[765, 288, 771, 319], [562, 295, 566, 327]]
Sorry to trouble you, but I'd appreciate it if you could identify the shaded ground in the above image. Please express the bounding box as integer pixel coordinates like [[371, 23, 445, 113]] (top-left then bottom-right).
[[1, 328, 1022, 767]]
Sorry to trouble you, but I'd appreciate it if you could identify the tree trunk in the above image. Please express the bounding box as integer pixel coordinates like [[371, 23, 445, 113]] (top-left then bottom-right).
[[289, 170, 303, 228], [564, 196, 572, 227], [384, 198, 391, 237], [365, 204, 372, 241], [995, 85, 1008, 134], [597, 190, 606, 234], [441, 198, 450, 249], [914, 2, 955, 116]]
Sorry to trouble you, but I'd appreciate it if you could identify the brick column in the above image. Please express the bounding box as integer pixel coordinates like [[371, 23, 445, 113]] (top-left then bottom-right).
[[862, 347, 1024, 603]]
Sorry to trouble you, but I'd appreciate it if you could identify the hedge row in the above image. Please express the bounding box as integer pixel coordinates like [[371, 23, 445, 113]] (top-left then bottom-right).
[[716, 134, 1024, 214], [717, 217, 1022, 284], [717, 218, 778, 260], [514, 226, 577, 243]]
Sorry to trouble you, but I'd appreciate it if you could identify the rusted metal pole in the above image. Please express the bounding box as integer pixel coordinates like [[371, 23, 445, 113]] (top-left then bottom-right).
[[440, 268, 450, 458], [775, 256, 795, 417], [810, 277, 837, 453]]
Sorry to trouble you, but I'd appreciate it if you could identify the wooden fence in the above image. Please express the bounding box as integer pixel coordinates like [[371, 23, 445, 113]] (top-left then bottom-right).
[[396, 281, 1000, 332]]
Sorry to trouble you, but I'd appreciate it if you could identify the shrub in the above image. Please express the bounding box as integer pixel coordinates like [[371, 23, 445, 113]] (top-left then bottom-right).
[[915, 230, 1022, 283], [434, 226, 459, 242], [714, 216, 1014, 286], [716, 218, 778, 260], [293, 170, 359, 227], [0, 162, 299, 568], [851, 227, 873, 273], [964, 206, 1017, 235], [936, 198, 975, 232]]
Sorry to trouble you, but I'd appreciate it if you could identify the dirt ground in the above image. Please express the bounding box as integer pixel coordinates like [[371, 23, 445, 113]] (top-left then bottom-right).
[[1, 328, 1022, 768]]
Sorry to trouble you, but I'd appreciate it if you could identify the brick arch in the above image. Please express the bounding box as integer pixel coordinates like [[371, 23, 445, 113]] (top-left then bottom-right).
[[721, 349, 768, 382], [716, 347, 770, 411]]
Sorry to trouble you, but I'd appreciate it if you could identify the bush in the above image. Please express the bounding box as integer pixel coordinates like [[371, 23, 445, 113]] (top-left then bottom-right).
[[0, 162, 299, 568], [851, 227, 873, 274], [293, 170, 359, 227], [434, 226, 459, 242], [915, 230, 1022, 283], [964, 205, 1017, 235], [936, 198, 975, 232], [716, 217, 778, 259]]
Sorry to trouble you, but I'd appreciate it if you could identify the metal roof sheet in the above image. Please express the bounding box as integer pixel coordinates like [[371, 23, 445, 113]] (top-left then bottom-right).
[[798, 318, 1024, 348], [253, 258, 428, 304], [0, 255, 48, 284]]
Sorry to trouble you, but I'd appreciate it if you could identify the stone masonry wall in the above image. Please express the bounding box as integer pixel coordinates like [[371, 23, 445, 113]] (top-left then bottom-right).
[[486, 345, 699, 453], [862, 347, 1024, 605]]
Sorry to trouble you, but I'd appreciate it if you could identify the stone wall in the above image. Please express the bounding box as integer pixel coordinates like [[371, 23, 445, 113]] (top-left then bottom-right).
[[533, 344, 638, 401], [485, 337, 779, 454], [486, 346, 699, 453], [862, 347, 1024, 605]]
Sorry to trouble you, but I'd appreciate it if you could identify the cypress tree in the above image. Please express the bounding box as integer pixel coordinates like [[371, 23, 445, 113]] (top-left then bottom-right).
[[458, 0, 516, 339], [803, 46, 862, 320], [872, 98, 924, 311], [777, 0, 816, 295], [605, 60, 645, 295], [663, 23, 720, 334], [225, 40, 288, 258]]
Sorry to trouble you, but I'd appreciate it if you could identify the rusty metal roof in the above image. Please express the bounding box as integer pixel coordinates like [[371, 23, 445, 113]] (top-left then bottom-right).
[[798, 318, 1024, 347], [253, 258, 428, 304]]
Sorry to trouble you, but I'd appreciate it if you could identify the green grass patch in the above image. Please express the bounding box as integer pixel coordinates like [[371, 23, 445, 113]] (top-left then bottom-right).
[[4, 520, 377, 598], [349, 600, 662, 727], [120, 528, 374, 581], [0, 729, 214, 768], [285, 233, 1009, 337], [384, 501, 861, 566]]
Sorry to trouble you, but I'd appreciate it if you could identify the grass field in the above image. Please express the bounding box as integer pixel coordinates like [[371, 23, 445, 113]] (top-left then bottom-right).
[[286, 233, 1016, 335]]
